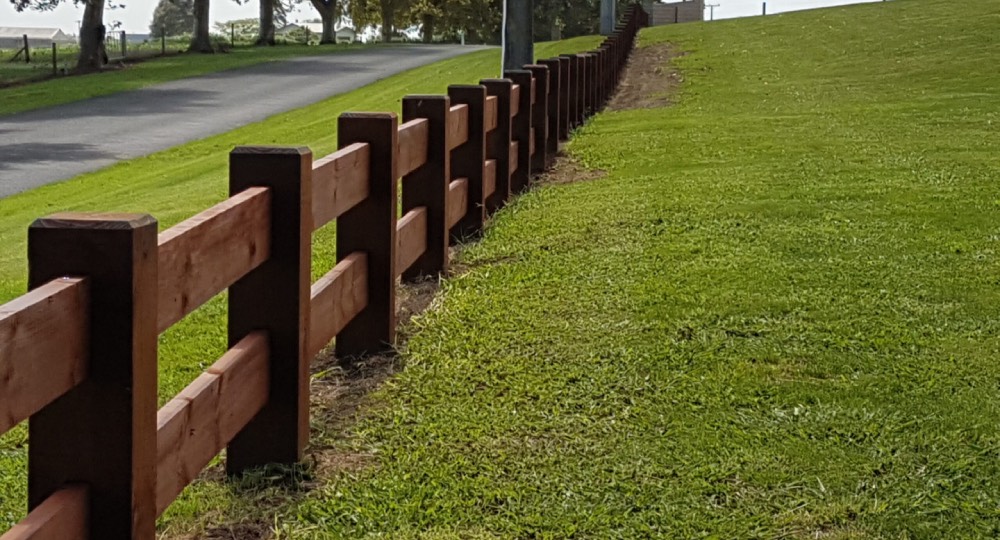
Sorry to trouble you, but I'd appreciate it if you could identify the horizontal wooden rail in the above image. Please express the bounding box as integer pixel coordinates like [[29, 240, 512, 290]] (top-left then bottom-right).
[[0, 486, 88, 540], [396, 207, 428, 276], [485, 96, 498, 132], [484, 159, 497, 198], [448, 104, 469, 150], [397, 118, 429, 178], [308, 252, 368, 358], [155, 331, 269, 517], [447, 178, 469, 229], [157, 187, 271, 333], [511, 84, 521, 117], [312, 143, 370, 231], [0, 277, 88, 436]]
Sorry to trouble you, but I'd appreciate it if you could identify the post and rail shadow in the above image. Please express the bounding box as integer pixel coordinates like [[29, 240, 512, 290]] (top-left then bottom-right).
[[0, 6, 648, 539]]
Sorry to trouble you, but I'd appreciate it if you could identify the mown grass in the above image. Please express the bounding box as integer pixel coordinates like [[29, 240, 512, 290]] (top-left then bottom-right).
[[0, 36, 601, 531], [245, 0, 996, 537], [0, 42, 374, 116]]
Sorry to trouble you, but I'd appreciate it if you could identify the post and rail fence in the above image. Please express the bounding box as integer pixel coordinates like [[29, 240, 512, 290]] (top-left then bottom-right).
[[0, 5, 647, 539]]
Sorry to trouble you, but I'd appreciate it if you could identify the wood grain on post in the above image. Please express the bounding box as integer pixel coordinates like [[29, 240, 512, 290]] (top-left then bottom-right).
[[447, 85, 488, 241], [538, 59, 562, 156], [0, 278, 88, 436], [447, 104, 469, 149], [308, 253, 368, 358], [524, 64, 550, 172], [484, 159, 497, 198], [227, 146, 312, 473], [155, 332, 269, 517], [481, 79, 513, 213], [312, 143, 371, 231], [335, 113, 398, 358], [402, 95, 451, 280], [156, 187, 271, 334], [446, 178, 469, 228], [0, 485, 88, 540], [504, 70, 533, 193], [27, 212, 158, 539]]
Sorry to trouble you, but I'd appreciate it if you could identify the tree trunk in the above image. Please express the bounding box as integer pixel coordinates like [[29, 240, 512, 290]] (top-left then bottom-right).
[[308, 0, 337, 44], [189, 0, 213, 53], [257, 0, 276, 46], [76, 0, 106, 73], [421, 14, 435, 43], [380, 0, 394, 42]]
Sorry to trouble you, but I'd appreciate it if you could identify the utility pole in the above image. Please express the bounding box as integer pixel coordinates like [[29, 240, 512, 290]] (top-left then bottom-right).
[[706, 3, 719, 21], [600, 0, 616, 35], [502, 0, 533, 72]]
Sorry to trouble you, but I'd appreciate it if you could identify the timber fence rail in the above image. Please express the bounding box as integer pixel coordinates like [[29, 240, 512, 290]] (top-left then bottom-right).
[[0, 5, 647, 539]]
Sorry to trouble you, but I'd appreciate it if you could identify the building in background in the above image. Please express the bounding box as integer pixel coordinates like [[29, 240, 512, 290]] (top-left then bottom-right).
[[0, 26, 76, 48], [644, 0, 706, 25]]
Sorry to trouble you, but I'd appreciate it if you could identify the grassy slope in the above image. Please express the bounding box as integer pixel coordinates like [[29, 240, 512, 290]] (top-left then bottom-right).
[[0, 37, 601, 530], [263, 0, 998, 538], [0, 43, 372, 116]]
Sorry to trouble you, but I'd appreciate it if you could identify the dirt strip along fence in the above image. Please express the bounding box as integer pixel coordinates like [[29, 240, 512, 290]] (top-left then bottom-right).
[[0, 6, 647, 539]]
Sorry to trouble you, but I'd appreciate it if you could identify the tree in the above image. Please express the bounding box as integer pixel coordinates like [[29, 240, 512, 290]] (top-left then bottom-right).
[[306, 0, 340, 44], [10, 0, 107, 72], [149, 0, 194, 37], [190, 0, 213, 52], [348, 0, 412, 42]]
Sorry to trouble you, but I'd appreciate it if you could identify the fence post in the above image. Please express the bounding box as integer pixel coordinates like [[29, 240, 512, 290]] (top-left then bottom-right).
[[51, 43, 57, 75], [559, 55, 579, 128], [121, 31, 127, 58], [481, 79, 513, 212], [578, 54, 591, 119], [537, 59, 562, 157], [22, 34, 29, 63], [226, 146, 312, 473], [401, 95, 451, 279], [504, 70, 533, 193], [161, 26, 166, 55], [335, 113, 398, 358], [447, 85, 488, 241], [27, 212, 158, 539], [524, 64, 550, 173], [557, 56, 571, 138]]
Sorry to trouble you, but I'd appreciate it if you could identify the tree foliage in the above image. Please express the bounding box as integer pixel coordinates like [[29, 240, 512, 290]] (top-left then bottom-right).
[[150, 0, 195, 37]]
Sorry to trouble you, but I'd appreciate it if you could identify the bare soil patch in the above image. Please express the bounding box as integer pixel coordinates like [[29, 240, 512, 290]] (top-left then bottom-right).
[[607, 43, 684, 111], [535, 155, 608, 186]]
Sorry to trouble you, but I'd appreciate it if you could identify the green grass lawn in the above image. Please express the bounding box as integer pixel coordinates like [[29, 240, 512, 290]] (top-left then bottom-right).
[[257, 0, 996, 537], [0, 42, 373, 116], [0, 36, 601, 531]]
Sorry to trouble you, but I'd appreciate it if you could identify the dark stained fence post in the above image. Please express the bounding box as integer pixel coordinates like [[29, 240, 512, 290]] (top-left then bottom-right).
[[559, 55, 578, 129], [402, 95, 451, 279], [504, 70, 533, 193], [447, 85, 488, 241], [524, 64, 550, 173], [557, 57, 571, 138], [227, 146, 312, 473], [576, 54, 587, 121], [335, 113, 399, 358], [481, 79, 513, 212], [586, 53, 597, 116], [538, 59, 562, 158], [28, 212, 158, 539]]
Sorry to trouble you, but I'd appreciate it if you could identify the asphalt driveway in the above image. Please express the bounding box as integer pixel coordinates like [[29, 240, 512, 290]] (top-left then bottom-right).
[[0, 45, 488, 198]]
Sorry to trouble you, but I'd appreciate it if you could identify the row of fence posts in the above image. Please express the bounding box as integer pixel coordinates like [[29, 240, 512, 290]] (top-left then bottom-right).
[[0, 5, 647, 539]]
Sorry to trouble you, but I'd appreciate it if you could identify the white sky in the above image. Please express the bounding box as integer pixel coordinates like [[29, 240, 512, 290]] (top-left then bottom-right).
[[0, 0, 883, 35]]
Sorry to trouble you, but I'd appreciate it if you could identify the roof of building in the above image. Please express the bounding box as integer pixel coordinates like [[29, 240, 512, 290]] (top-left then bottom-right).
[[0, 27, 68, 39]]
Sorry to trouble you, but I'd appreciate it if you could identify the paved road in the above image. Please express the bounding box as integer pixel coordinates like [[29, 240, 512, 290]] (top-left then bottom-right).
[[0, 45, 489, 198]]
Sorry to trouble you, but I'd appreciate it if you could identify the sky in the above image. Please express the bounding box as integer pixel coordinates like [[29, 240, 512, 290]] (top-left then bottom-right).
[[0, 0, 884, 35]]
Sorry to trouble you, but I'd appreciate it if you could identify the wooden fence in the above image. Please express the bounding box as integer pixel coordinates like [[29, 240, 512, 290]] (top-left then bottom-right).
[[0, 6, 647, 539]]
